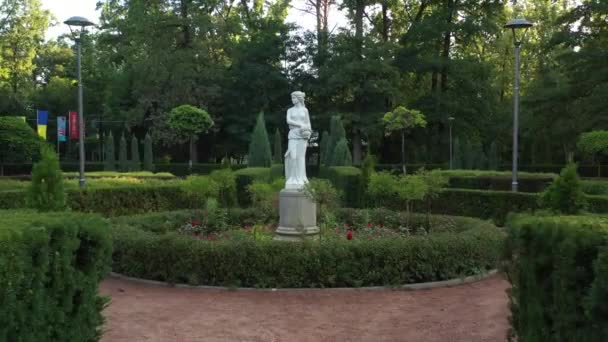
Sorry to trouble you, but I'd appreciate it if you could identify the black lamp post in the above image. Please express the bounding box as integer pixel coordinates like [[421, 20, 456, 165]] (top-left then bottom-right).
[[64, 16, 95, 188], [504, 17, 533, 192]]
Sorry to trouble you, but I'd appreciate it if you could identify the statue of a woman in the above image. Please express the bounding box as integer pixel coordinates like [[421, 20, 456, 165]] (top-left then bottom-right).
[[284, 91, 312, 190]]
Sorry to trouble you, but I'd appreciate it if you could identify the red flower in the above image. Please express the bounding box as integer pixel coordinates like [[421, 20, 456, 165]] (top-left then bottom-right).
[[367, 223, 372, 227], [193, 220, 199, 226], [346, 230, 353, 240]]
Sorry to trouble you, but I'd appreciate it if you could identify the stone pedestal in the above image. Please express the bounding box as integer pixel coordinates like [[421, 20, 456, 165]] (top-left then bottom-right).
[[274, 189, 319, 241]]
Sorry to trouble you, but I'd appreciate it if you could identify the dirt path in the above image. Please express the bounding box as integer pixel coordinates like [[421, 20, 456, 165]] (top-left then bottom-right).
[[99, 275, 510, 342]]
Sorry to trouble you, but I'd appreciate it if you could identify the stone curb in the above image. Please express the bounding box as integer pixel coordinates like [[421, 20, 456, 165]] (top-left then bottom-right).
[[108, 269, 499, 292]]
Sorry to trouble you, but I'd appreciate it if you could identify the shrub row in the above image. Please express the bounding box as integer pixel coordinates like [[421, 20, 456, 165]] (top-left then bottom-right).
[[0, 186, 202, 216], [0, 210, 112, 341], [110, 211, 502, 288], [503, 215, 608, 341], [319, 166, 362, 207]]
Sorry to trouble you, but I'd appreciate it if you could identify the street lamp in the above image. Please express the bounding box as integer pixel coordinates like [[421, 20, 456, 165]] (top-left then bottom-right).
[[504, 17, 533, 192], [448, 116, 455, 169], [64, 16, 95, 188]]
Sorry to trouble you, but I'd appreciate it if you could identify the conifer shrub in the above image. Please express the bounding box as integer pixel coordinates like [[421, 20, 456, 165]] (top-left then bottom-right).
[[143, 133, 154, 172], [104, 132, 116, 171], [119, 134, 128, 172], [130, 136, 141, 171], [331, 138, 352, 166], [27, 145, 65, 211], [247, 112, 272, 167], [0, 210, 111, 341], [538, 163, 587, 214]]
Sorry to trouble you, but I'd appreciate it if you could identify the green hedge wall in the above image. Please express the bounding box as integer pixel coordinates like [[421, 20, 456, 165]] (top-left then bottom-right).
[[503, 215, 608, 341], [447, 175, 554, 193], [0, 210, 112, 341], [234, 168, 271, 207], [110, 211, 502, 288], [320, 166, 362, 208], [0, 186, 201, 215]]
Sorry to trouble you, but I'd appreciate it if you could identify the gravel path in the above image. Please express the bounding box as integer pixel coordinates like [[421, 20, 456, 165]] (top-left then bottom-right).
[[99, 275, 510, 342]]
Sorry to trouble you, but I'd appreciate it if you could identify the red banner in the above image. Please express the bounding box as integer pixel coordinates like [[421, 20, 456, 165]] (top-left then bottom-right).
[[69, 111, 78, 140]]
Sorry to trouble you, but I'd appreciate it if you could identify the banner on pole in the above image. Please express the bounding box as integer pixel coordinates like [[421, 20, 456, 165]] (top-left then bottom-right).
[[69, 111, 78, 140], [57, 116, 67, 142], [37, 110, 48, 139]]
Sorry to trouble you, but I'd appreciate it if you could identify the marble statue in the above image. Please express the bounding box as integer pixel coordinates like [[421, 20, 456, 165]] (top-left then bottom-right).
[[274, 91, 319, 241], [284, 91, 312, 190]]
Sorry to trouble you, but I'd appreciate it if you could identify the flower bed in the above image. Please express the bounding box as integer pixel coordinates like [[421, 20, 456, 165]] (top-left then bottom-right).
[[110, 208, 503, 288]]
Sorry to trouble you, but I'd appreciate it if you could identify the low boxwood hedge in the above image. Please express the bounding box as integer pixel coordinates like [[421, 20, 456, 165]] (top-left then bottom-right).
[[503, 214, 608, 341], [0, 210, 112, 341], [110, 209, 503, 288]]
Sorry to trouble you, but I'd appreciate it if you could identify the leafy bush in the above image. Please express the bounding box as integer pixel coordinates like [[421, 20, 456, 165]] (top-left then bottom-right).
[[581, 180, 608, 196], [503, 214, 608, 341], [181, 175, 219, 207], [320, 166, 361, 207], [27, 145, 66, 211], [247, 178, 283, 214], [538, 163, 587, 214], [111, 211, 502, 288], [368, 171, 398, 208], [209, 169, 238, 207], [330, 138, 352, 166], [0, 210, 112, 341], [0, 117, 43, 176], [234, 167, 271, 206]]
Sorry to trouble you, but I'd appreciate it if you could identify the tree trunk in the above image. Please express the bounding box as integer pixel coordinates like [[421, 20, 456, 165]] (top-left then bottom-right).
[[381, 1, 389, 42], [189, 136, 198, 167], [180, 0, 192, 48], [440, 0, 456, 93]]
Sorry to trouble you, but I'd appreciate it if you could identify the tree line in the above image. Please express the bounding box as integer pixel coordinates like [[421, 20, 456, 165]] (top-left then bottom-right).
[[0, 0, 606, 167]]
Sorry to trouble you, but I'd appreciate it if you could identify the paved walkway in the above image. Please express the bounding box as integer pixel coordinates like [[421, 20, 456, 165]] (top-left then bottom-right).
[[99, 275, 510, 342]]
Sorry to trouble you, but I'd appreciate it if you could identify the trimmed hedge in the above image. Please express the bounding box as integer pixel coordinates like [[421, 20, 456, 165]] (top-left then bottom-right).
[[155, 163, 246, 176], [503, 215, 608, 341], [0, 211, 112, 341], [320, 166, 362, 208], [234, 168, 271, 207], [111, 210, 503, 288], [0, 186, 201, 215]]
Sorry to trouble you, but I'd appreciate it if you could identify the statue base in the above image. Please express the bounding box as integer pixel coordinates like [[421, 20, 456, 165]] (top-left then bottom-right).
[[274, 189, 319, 241]]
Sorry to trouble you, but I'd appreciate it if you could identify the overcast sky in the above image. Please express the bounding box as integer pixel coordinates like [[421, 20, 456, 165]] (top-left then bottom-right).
[[41, 0, 348, 40]]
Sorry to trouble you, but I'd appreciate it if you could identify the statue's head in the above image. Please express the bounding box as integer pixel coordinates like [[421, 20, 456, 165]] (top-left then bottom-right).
[[291, 91, 305, 105]]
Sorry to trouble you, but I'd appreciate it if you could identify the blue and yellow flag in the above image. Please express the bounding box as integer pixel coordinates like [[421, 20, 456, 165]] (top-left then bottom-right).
[[37, 110, 48, 139]]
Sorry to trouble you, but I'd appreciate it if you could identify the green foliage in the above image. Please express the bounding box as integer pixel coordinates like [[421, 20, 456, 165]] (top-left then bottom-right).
[[104, 132, 116, 171], [319, 131, 330, 166], [273, 128, 282, 164], [578, 130, 608, 157], [453, 137, 463, 169], [27, 145, 65, 211], [303, 178, 341, 210], [110, 211, 502, 288], [130, 136, 141, 171], [181, 175, 219, 207], [167, 105, 214, 144], [359, 153, 376, 207], [119, 134, 128, 172], [0, 210, 112, 341], [368, 172, 398, 208], [320, 167, 361, 208], [539, 163, 587, 214], [488, 141, 499, 170], [382, 106, 427, 132], [143, 133, 154, 172], [209, 169, 238, 208], [330, 137, 352, 166], [247, 179, 282, 214], [0, 117, 42, 175], [325, 116, 347, 166], [234, 167, 272, 206], [247, 112, 272, 167], [503, 215, 608, 342]]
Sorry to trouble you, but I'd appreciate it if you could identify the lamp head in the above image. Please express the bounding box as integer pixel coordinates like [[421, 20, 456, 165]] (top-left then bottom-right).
[[64, 16, 95, 39], [504, 18, 533, 46]]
